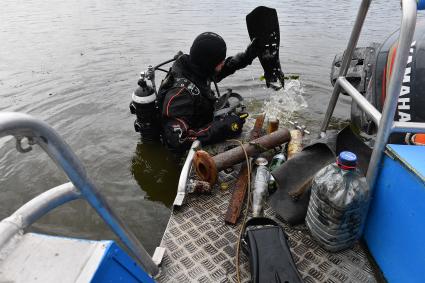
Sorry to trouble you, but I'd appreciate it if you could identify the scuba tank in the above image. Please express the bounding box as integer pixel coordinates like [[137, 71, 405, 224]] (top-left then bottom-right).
[[129, 70, 160, 143], [130, 52, 184, 143]]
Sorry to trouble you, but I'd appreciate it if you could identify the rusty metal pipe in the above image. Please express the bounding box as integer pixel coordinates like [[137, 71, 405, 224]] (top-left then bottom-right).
[[193, 128, 291, 184]]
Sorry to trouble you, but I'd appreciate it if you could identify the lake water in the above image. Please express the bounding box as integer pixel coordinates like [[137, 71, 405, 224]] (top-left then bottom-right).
[[0, 0, 417, 253]]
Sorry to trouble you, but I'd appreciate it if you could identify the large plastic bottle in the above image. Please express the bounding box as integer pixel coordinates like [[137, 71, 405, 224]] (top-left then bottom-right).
[[305, 151, 369, 252]]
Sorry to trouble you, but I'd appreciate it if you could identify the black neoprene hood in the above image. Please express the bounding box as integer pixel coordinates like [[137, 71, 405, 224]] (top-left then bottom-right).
[[189, 32, 227, 75]]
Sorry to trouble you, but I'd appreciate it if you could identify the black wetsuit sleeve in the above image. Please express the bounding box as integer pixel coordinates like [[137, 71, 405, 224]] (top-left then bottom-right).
[[215, 51, 255, 82]]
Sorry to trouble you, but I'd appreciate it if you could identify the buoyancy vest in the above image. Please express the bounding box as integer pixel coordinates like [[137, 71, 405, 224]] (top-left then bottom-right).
[[158, 57, 217, 128]]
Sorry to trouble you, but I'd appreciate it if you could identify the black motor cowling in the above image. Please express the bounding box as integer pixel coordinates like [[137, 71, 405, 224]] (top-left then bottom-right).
[[372, 21, 425, 126], [331, 20, 425, 143], [129, 79, 160, 142]]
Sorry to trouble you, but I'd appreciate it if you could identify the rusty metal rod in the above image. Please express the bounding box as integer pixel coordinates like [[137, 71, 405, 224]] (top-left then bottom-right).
[[193, 128, 291, 184], [216, 128, 290, 169], [225, 114, 266, 225]]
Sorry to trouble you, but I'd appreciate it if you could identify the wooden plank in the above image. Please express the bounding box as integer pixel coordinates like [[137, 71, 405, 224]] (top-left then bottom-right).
[[224, 114, 265, 225]]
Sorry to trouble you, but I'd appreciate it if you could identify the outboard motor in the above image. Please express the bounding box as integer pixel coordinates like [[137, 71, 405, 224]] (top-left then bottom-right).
[[129, 68, 160, 143], [331, 20, 425, 143]]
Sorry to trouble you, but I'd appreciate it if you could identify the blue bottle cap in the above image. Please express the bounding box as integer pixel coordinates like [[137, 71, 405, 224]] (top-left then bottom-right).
[[418, 0, 425, 11], [338, 151, 357, 168]]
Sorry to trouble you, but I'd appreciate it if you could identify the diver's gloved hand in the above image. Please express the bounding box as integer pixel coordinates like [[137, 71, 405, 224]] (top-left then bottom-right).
[[221, 112, 247, 135], [196, 113, 247, 145], [245, 38, 259, 63]]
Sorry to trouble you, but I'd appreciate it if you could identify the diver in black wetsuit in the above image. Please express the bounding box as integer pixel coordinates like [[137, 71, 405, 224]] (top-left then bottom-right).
[[157, 32, 258, 151]]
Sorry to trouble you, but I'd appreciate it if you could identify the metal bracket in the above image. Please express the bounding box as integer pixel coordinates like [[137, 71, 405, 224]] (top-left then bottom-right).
[[15, 136, 36, 153]]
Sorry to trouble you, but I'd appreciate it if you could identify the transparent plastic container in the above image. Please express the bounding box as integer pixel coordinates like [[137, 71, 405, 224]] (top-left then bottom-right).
[[306, 151, 370, 252], [252, 158, 271, 217]]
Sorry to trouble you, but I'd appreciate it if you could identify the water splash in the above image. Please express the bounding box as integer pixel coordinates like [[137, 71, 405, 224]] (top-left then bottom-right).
[[262, 79, 308, 124]]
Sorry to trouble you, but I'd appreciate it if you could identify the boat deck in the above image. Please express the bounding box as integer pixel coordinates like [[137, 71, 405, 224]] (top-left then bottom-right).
[[157, 152, 379, 282]]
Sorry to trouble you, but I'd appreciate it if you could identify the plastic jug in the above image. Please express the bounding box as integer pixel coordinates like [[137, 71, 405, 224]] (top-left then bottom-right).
[[306, 151, 369, 252]]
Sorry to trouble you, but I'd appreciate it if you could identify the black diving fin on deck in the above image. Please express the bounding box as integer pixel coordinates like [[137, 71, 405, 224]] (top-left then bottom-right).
[[242, 217, 303, 283], [246, 6, 285, 88]]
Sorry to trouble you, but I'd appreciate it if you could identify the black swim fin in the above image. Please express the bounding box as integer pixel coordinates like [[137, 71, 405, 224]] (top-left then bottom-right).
[[242, 217, 303, 283], [246, 6, 285, 89]]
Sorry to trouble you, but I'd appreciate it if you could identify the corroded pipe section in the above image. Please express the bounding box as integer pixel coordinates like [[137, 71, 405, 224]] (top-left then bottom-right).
[[193, 128, 291, 184]]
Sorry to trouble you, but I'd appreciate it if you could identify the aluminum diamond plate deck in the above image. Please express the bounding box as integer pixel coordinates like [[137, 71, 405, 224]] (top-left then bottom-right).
[[157, 146, 378, 282]]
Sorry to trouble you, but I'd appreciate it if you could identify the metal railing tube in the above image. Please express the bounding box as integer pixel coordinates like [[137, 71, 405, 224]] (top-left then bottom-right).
[[337, 77, 382, 126], [320, 0, 372, 136], [392, 121, 425, 133], [366, 0, 417, 186], [0, 183, 81, 249], [0, 112, 159, 276]]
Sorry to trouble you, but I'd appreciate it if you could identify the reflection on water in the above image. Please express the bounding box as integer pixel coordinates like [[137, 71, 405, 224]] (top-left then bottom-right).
[[131, 142, 182, 207]]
